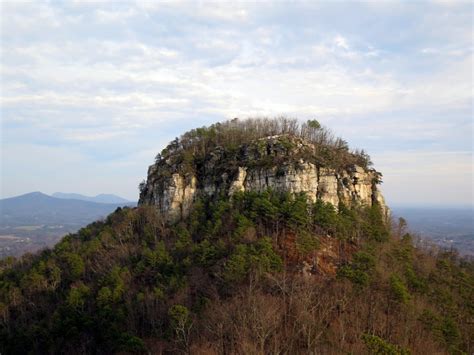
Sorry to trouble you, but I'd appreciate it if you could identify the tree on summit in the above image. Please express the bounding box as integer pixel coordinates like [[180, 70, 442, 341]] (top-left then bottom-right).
[[307, 119, 321, 130]]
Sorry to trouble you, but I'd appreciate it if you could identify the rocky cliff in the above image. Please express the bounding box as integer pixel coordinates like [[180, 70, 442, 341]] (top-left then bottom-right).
[[139, 133, 388, 221]]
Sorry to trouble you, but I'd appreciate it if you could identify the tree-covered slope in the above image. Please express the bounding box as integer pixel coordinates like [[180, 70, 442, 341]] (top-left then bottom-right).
[[1, 119, 472, 354], [1, 190, 472, 354]]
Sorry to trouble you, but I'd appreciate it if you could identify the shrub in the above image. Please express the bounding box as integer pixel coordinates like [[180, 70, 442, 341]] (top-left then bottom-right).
[[66, 283, 90, 309], [390, 274, 410, 304], [362, 333, 410, 354], [223, 238, 282, 283], [296, 230, 319, 254]]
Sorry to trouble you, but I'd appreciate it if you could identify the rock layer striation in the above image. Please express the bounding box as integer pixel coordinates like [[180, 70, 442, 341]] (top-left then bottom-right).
[[139, 135, 388, 220]]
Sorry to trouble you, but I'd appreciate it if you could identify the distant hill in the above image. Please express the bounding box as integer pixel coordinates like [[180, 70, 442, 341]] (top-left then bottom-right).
[[1, 192, 133, 226], [52, 192, 133, 204], [0, 192, 136, 257]]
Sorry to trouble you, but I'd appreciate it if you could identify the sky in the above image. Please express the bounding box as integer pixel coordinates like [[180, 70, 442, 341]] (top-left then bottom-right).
[[1, 1, 472, 207]]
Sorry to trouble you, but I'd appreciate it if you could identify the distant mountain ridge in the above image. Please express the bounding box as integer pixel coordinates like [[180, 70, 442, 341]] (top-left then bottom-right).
[[0, 192, 135, 226], [0, 192, 137, 257], [52, 192, 133, 204]]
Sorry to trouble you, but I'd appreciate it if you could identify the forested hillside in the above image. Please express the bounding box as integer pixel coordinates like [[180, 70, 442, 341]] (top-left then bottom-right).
[[0, 119, 472, 354], [1, 191, 472, 354]]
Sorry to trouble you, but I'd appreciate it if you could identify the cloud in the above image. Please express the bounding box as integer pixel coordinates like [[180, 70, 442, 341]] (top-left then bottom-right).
[[94, 7, 137, 24], [64, 130, 130, 142], [1, 1, 472, 205], [334, 35, 349, 50]]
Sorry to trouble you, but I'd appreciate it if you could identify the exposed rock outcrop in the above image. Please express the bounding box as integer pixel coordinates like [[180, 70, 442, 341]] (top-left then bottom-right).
[[139, 135, 388, 221]]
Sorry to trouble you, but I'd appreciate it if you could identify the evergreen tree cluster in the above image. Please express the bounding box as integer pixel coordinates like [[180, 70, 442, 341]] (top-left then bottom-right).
[[1, 190, 472, 354]]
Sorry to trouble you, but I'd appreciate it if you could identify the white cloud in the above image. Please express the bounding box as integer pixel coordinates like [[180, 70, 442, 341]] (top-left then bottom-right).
[[334, 35, 349, 50], [1, 1, 472, 205], [95, 8, 137, 24], [64, 130, 130, 142], [135, 1, 251, 22]]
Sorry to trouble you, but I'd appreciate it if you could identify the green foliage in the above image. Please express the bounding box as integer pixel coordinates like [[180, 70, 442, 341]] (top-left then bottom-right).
[[362, 204, 389, 242], [440, 317, 462, 351], [392, 234, 414, 263], [194, 239, 221, 266], [296, 230, 319, 254], [281, 193, 311, 228], [404, 265, 427, 293], [20, 269, 46, 294], [419, 310, 463, 352], [312, 199, 338, 231], [362, 334, 410, 354], [1, 192, 473, 354], [81, 238, 101, 256], [117, 333, 146, 353], [168, 304, 192, 351], [223, 245, 248, 282], [168, 304, 190, 329], [338, 265, 369, 286], [307, 119, 321, 129], [279, 135, 296, 152], [336, 202, 361, 240], [144, 241, 171, 268], [150, 118, 376, 183], [232, 213, 255, 240], [64, 253, 85, 280], [353, 250, 376, 269], [252, 192, 279, 221], [338, 251, 375, 287], [173, 224, 192, 252], [102, 266, 128, 302], [223, 237, 282, 283], [97, 286, 113, 307], [66, 282, 90, 309], [390, 274, 411, 304]]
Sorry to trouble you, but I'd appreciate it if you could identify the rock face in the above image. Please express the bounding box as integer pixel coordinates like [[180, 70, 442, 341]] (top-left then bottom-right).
[[139, 135, 388, 221]]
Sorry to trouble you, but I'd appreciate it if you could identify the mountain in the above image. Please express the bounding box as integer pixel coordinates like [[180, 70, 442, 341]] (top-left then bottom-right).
[[0, 191, 132, 226], [139, 124, 387, 221], [1, 118, 472, 354], [52, 192, 133, 204], [0, 192, 136, 257]]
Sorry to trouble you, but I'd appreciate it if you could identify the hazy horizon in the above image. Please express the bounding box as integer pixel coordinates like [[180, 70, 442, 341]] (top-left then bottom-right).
[[3, 190, 474, 211], [1, 2, 472, 206]]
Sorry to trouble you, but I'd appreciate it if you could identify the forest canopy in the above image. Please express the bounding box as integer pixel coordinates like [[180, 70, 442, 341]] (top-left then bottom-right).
[[1, 190, 472, 354], [154, 117, 373, 171]]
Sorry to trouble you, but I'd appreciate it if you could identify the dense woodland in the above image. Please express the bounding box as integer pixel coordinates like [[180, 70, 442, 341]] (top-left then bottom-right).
[[1, 119, 472, 354], [1, 189, 473, 354]]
